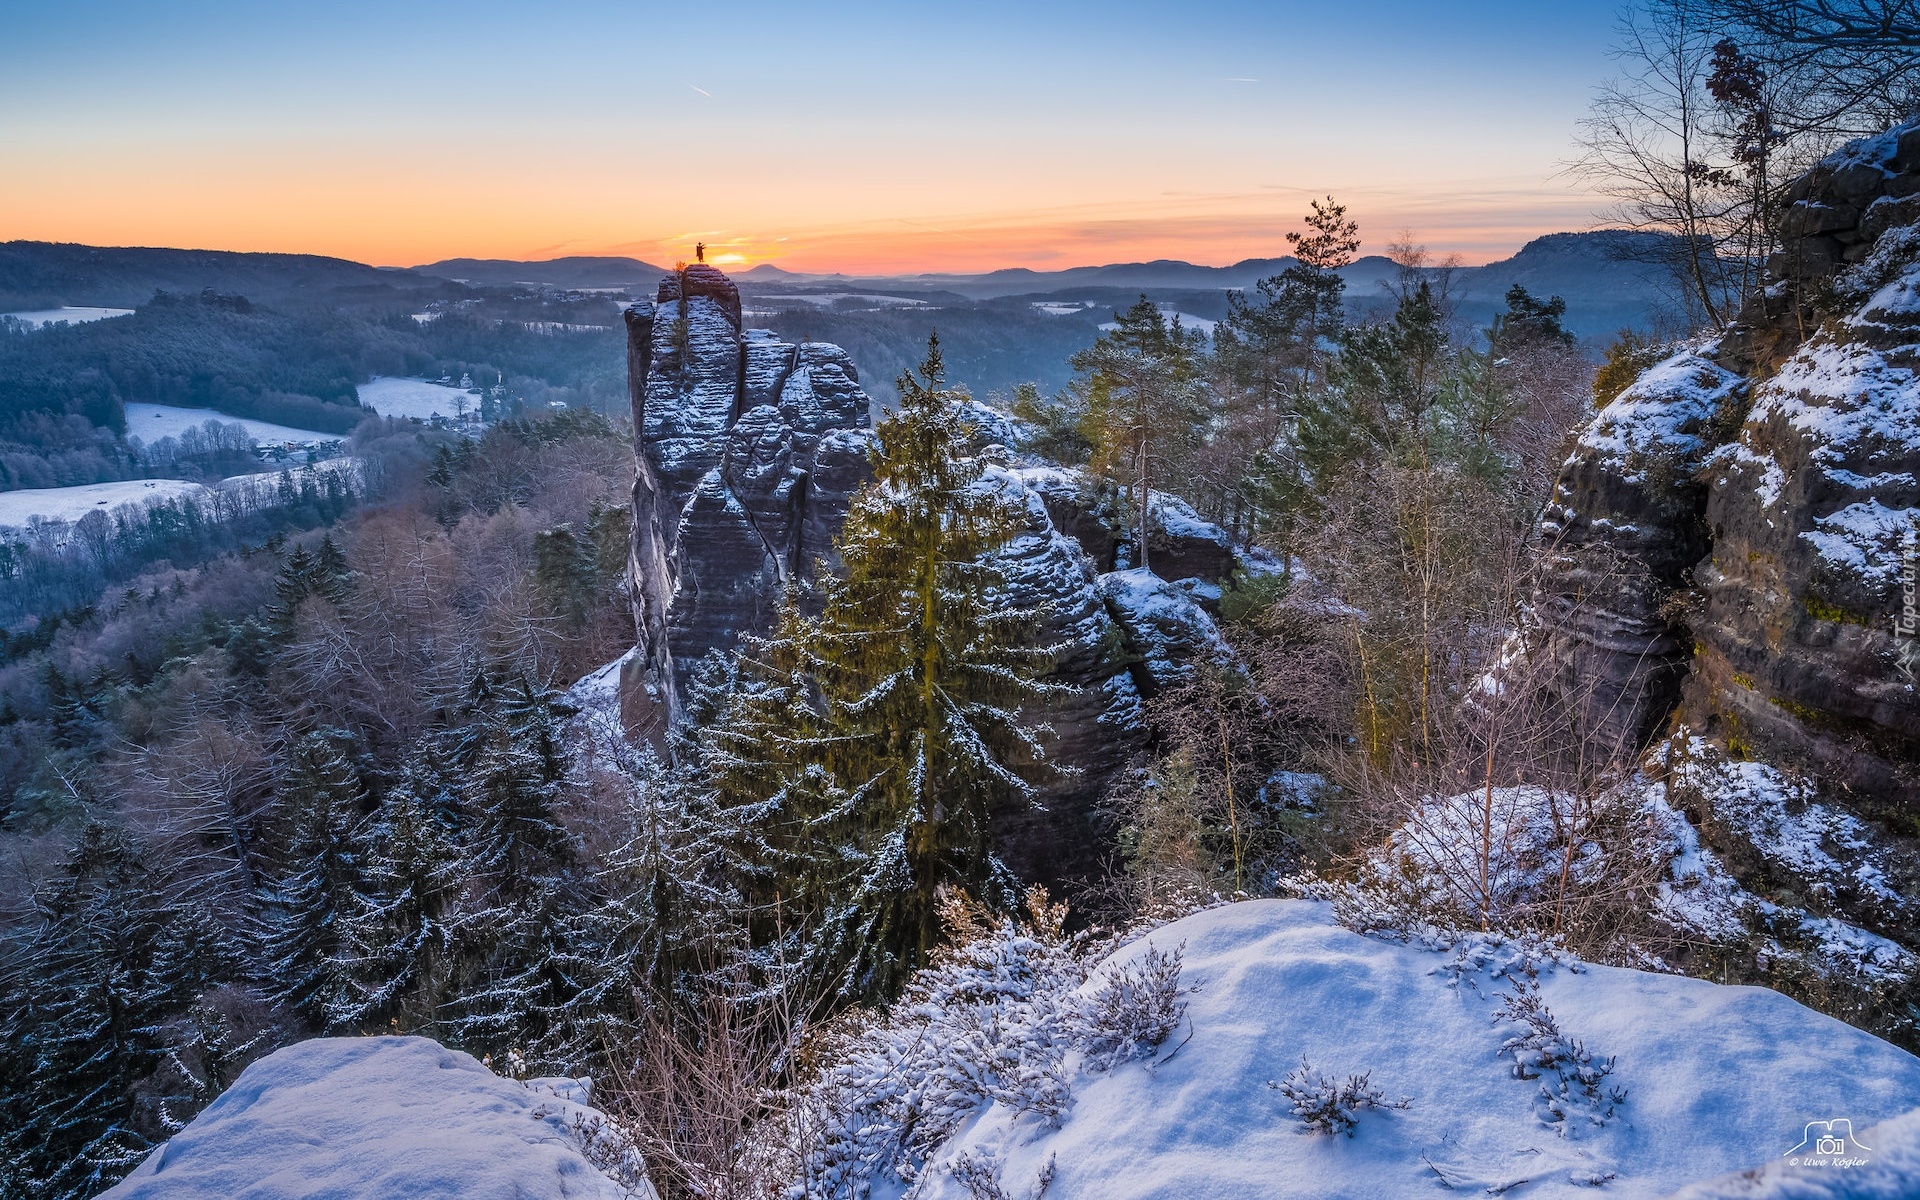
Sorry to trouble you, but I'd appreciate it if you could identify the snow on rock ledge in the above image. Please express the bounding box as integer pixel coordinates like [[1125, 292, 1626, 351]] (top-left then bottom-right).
[[103, 1036, 653, 1199], [912, 900, 1920, 1200], [1098, 566, 1232, 688]]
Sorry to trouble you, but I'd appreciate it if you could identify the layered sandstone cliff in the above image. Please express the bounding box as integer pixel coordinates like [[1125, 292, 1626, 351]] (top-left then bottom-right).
[[1531, 120, 1920, 988], [618, 265, 873, 742]]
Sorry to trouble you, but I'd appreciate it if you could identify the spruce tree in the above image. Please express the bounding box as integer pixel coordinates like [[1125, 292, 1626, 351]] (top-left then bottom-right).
[[464, 672, 572, 892], [700, 603, 847, 971], [257, 730, 370, 1028], [332, 759, 463, 1035], [446, 878, 594, 1070], [801, 335, 1062, 1001], [0, 825, 240, 1199]]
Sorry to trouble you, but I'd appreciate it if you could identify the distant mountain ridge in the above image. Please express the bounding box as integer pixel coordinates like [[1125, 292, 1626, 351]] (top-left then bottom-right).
[[728, 230, 1677, 309], [416, 255, 670, 289], [0, 241, 444, 310], [3, 231, 1682, 340]]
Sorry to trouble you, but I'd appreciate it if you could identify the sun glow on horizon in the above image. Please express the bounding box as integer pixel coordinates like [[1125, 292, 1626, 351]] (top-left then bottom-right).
[[0, 1, 1623, 278]]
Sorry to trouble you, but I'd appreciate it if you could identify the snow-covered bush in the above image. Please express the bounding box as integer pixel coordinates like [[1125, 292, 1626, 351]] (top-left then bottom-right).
[[1287, 766, 1680, 968], [778, 890, 1186, 1197], [1268, 1058, 1409, 1137], [1492, 979, 1625, 1134], [947, 1150, 1056, 1200], [1071, 942, 1186, 1072]]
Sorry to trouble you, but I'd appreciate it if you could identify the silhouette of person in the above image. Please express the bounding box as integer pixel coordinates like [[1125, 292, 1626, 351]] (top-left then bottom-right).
[[696, 242, 705, 263]]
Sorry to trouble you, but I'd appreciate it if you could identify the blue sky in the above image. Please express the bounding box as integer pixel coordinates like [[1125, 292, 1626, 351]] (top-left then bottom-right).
[[0, 0, 1629, 269]]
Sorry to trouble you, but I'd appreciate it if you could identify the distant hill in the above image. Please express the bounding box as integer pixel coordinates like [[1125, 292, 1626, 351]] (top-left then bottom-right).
[[415, 255, 668, 289], [0, 241, 448, 310], [723, 232, 1679, 337]]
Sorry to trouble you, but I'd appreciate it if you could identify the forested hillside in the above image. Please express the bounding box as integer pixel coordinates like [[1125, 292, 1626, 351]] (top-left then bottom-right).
[[8, 0, 1920, 1189]]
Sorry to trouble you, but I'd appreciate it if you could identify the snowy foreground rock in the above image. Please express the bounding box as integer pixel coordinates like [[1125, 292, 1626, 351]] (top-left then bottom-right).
[[909, 901, 1920, 1200], [102, 1036, 653, 1199]]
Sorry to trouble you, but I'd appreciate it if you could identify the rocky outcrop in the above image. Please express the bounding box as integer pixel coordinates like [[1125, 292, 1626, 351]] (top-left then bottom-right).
[[618, 267, 1164, 880], [1530, 119, 1920, 985], [976, 466, 1147, 881], [1011, 466, 1256, 598], [620, 265, 875, 735], [1531, 352, 1746, 751], [617, 266, 1292, 881], [1686, 121, 1920, 817]]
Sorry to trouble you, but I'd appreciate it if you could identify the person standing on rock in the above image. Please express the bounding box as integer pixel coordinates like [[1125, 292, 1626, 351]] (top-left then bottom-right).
[[696, 242, 705, 263]]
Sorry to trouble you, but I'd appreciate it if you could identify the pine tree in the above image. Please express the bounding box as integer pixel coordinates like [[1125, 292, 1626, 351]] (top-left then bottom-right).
[[799, 335, 1064, 1001], [1068, 298, 1210, 574], [256, 730, 370, 1027], [1212, 198, 1363, 548]]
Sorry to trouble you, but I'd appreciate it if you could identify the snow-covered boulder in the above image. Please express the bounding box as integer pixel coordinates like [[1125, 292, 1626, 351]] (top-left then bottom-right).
[[103, 1036, 653, 1200], [910, 900, 1920, 1200], [1099, 566, 1232, 689]]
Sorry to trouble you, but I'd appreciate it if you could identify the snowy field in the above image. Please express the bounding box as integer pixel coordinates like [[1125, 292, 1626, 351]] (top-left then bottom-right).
[[1100, 305, 1217, 335], [102, 1037, 653, 1200], [2, 305, 134, 328], [747, 293, 929, 312], [123, 403, 345, 447], [0, 479, 213, 529], [356, 376, 480, 421], [214, 458, 362, 510], [1, 461, 359, 531], [910, 900, 1920, 1199]]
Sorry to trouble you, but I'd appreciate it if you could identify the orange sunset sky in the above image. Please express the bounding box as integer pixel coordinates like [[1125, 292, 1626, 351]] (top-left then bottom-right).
[[2, 1, 1626, 274]]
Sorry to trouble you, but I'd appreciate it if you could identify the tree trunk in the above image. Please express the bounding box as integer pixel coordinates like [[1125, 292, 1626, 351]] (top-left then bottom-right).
[[1137, 434, 1151, 575]]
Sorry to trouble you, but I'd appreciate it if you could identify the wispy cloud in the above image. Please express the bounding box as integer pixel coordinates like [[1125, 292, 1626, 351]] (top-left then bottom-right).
[[688, 84, 711, 97]]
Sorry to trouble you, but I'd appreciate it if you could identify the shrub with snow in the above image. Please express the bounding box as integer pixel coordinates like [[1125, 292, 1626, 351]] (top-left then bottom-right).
[[1269, 1059, 1408, 1137], [1491, 979, 1624, 1135], [779, 890, 1185, 1197], [1070, 942, 1186, 1072]]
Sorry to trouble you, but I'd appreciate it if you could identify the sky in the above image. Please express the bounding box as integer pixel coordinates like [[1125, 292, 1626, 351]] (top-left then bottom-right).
[[0, 0, 1627, 274]]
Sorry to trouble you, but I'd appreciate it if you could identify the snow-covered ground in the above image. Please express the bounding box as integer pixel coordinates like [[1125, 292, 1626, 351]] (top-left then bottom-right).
[[1100, 306, 1217, 336], [2, 305, 134, 328], [908, 900, 1920, 1200], [123, 402, 345, 447], [0, 478, 213, 529], [747, 293, 928, 310], [1, 461, 359, 532], [214, 458, 363, 508], [356, 375, 482, 421], [102, 1036, 654, 1200]]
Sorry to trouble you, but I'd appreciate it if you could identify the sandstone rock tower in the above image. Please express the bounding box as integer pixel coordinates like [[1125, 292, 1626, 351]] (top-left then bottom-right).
[[619, 264, 874, 743]]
